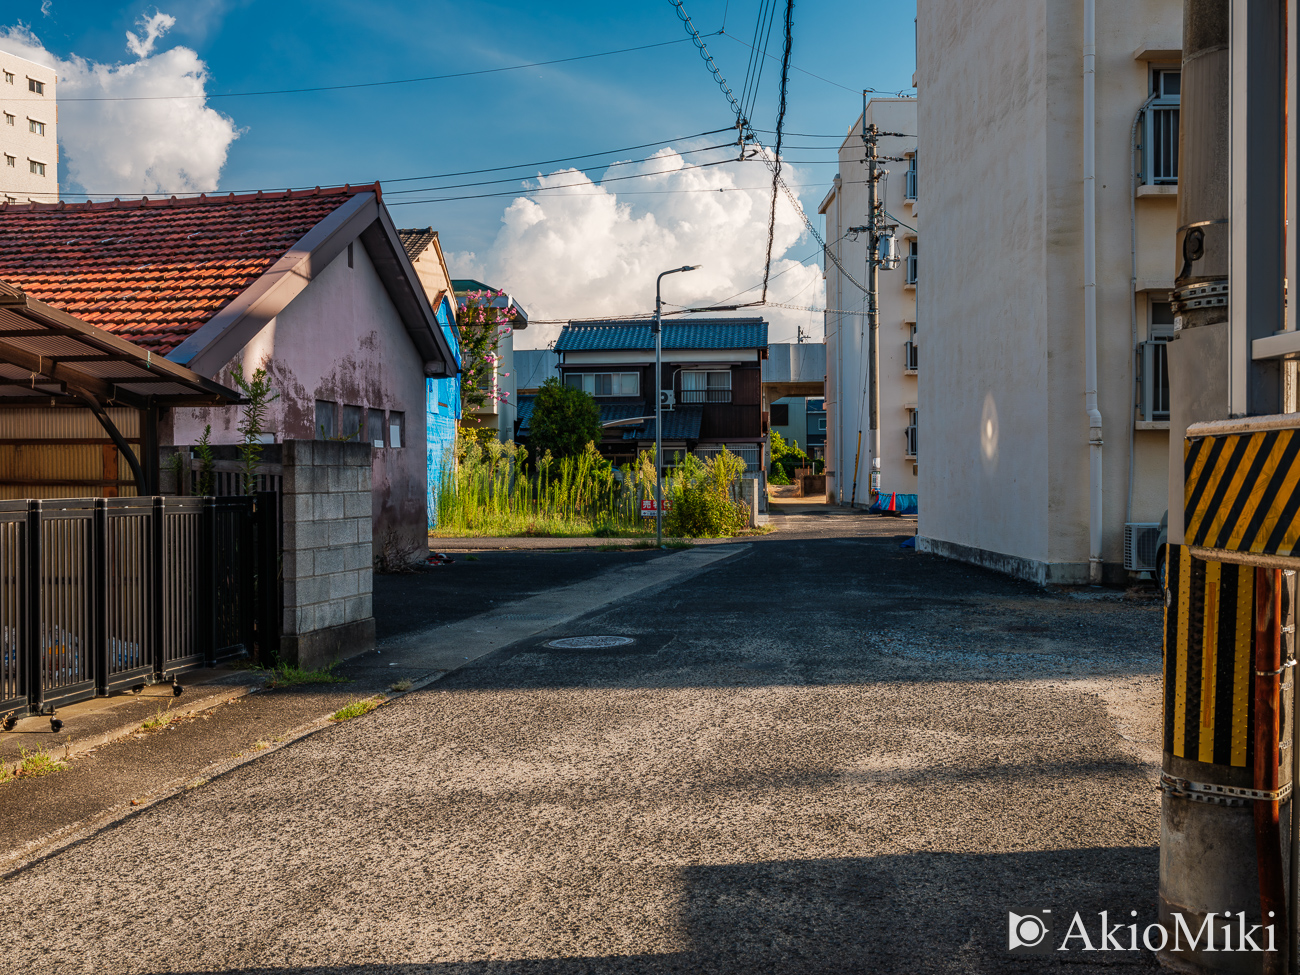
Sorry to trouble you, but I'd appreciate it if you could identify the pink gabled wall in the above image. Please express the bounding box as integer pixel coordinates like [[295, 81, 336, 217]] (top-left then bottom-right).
[[169, 238, 429, 561]]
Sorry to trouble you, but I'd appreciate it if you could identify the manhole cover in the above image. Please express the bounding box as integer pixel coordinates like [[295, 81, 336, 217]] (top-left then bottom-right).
[[544, 635, 636, 649]]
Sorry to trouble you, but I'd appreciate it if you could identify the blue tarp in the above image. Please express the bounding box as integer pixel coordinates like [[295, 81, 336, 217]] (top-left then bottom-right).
[[869, 492, 918, 516]]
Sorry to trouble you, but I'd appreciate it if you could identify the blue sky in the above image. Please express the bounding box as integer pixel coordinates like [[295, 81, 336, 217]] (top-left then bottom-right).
[[5, 0, 917, 341]]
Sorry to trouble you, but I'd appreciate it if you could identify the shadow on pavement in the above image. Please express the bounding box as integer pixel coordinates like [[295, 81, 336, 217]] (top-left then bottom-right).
[[167, 847, 1161, 974]]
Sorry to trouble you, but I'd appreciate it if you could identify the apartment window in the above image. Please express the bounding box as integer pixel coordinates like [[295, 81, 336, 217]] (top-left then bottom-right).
[[340, 404, 363, 442], [905, 324, 918, 372], [1143, 68, 1181, 185], [1140, 299, 1175, 421], [28, 160, 44, 176], [564, 372, 640, 397], [4, 113, 13, 126], [315, 399, 337, 440], [905, 240, 918, 286], [388, 411, 405, 448], [682, 370, 732, 404], [28, 119, 44, 136], [904, 153, 918, 200], [366, 408, 386, 447], [3, 155, 12, 168], [27, 78, 43, 95], [3, 71, 12, 84], [905, 409, 918, 458], [771, 403, 790, 426]]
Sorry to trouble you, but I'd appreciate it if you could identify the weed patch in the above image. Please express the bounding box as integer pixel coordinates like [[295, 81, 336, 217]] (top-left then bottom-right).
[[331, 697, 383, 722], [390, 679, 413, 692], [0, 747, 68, 782], [263, 663, 348, 688], [140, 704, 177, 731]]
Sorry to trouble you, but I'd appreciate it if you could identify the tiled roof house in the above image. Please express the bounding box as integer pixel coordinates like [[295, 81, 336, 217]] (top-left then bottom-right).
[[0, 185, 458, 557], [530, 317, 769, 472]]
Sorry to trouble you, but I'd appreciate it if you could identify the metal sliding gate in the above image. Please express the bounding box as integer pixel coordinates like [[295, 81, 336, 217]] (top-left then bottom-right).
[[0, 493, 279, 729]]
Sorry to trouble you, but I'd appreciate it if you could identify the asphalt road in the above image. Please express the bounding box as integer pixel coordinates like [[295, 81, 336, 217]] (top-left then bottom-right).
[[0, 507, 1166, 974]]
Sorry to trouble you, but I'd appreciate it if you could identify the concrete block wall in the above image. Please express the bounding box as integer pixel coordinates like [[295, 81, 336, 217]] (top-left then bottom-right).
[[280, 440, 376, 669]]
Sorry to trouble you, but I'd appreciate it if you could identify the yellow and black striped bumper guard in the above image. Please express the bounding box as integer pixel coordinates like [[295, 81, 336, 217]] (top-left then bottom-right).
[[1163, 545, 1257, 767], [1185, 427, 1300, 558]]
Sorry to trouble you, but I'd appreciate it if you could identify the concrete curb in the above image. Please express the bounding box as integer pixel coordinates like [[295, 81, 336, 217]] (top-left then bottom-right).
[[0, 677, 264, 768]]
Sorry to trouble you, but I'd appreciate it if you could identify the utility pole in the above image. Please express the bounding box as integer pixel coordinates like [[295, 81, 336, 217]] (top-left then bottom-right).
[[652, 265, 698, 548], [847, 93, 899, 507]]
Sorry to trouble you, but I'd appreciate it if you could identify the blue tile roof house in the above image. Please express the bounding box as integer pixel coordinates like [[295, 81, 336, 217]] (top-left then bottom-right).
[[518, 317, 770, 473]]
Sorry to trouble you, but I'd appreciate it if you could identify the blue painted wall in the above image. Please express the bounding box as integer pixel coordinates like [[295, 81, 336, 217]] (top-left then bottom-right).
[[427, 295, 461, 527]]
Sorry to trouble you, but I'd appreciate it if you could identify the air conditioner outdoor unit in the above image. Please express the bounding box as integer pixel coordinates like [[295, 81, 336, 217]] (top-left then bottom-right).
[[1124, 522, 1162, 572]]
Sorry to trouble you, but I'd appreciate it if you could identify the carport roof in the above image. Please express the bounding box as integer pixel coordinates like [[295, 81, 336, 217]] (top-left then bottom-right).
[[0, 280, 240, 408]]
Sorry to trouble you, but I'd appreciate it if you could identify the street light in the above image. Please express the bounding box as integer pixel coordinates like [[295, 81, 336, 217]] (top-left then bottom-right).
[[653, 264, 699, 547]]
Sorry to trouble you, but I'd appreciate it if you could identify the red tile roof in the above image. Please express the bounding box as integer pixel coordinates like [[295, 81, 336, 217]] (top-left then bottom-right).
[[0, 185, 377, 355]]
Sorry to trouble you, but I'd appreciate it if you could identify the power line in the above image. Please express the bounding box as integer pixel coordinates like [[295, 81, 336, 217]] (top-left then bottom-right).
[[760, 0, 795, 305], [11, 37, 695, 103], [719, 28, 862, 95], [56, 127, 739, 199], [386, 157, 756, 206]]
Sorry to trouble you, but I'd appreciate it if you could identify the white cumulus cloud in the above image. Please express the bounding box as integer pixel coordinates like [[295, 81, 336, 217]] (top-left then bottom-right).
[[125, 11, 177, 58], [0, 16, 238, 196], [448, 146, 826, 348]]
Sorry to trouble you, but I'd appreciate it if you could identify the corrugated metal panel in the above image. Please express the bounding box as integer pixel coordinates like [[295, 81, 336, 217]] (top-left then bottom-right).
[[0, 407, 140, 439]]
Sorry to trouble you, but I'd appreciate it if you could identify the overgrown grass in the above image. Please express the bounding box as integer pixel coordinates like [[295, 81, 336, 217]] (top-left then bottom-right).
[[331, 697, 383, 722], [263, 662, 348, 689], [390, 679, 413, 692], [0, 747, 68, 782], [432, 437, 752, 539]]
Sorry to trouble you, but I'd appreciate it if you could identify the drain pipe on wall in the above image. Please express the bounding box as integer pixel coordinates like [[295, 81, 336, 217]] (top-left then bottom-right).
[[1084, 0, 1104, 585]]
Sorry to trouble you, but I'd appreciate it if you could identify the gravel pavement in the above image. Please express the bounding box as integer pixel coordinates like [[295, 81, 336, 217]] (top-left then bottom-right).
[[0, 507, 1166, 974]]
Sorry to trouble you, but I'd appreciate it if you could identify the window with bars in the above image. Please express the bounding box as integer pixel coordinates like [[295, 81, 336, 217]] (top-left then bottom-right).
[[1140, 300, 1175, 421], [564, 372, 639, 397], [1143, 69, 1180, 185], [905, 240, 918, 286], [905, 409, 918, 457], [682, 370, 732, 403], [904, 324, 918, 372], [315, 399, 337, 440], [904, 153, 918, 200]]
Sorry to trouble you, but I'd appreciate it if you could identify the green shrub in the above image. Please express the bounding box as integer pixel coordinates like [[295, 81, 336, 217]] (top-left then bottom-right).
[[769, 465, 791, 485], [529, 377, 603, 460], [664, 450, 749, 538]]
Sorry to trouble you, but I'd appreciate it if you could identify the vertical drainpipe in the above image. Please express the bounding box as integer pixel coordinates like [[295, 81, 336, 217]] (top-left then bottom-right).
[[1084, 0, 1104, 585]]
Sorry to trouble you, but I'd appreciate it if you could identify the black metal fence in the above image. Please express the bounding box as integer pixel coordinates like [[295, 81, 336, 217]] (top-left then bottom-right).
[[0, 493, 279, 725]]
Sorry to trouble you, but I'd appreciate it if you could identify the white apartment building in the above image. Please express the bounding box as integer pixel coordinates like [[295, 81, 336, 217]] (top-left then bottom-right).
[[0, 50, 57, 204], [915, 0, 1181, 584], [820, 98, 918, 506]]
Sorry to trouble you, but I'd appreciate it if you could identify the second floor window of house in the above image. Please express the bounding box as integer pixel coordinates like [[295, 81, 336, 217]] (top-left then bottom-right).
[[904, 153, 918, 200], [905, 240, 918, 285], [28, 119, 44, 135], [682, 370, 732, 403], [1144, 68, 1181, 185], [29, 159, 45, 176], [565, 372, 639, 397], [28, 78, 43, 95]]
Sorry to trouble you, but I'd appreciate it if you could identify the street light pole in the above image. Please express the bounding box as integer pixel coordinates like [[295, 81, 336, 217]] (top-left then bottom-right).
[[653, 264, 699, 547]]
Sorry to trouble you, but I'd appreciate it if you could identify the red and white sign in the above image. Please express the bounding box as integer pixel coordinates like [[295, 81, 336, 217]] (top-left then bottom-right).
[[640, 499, 673, 516]]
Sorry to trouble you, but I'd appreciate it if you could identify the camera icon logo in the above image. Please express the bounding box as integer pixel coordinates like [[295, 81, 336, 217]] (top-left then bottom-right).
[[1008, 911, 1053, 954]]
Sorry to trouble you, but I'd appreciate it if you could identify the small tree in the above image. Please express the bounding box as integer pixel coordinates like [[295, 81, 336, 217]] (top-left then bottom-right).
[[457, 289, 516, 417], [528, 377, 602, 461], [229, 364, 279, 495]]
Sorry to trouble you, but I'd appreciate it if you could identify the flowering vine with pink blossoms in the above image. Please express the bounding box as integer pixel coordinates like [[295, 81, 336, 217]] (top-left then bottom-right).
[[456, 289, 517, 416]]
